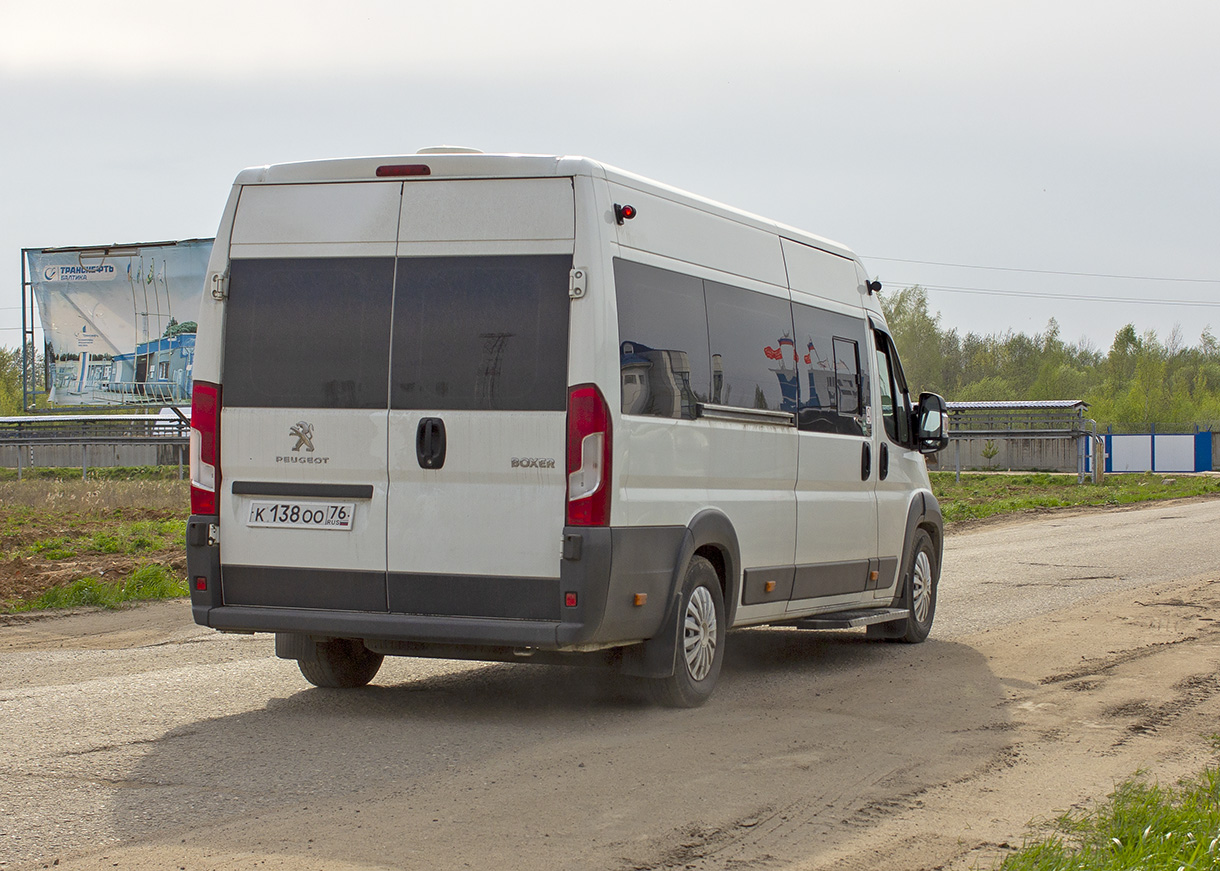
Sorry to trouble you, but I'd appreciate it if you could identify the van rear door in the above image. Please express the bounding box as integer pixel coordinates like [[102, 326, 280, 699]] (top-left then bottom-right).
[[385, 179, 575, 621], [219, 182, 399, 610]]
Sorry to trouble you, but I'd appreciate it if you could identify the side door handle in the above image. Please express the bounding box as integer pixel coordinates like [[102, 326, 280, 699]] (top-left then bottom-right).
[[416, 417, 447, 470], [879, 442, 890, 480], [860, 442, 871, 481]]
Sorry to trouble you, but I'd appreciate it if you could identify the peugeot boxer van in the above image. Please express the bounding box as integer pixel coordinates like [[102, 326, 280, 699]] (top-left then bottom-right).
[[186, 150, 948, 707]]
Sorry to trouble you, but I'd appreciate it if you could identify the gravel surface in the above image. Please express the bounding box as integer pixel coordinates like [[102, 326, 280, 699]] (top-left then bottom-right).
[[2, 498, 1218, 871]]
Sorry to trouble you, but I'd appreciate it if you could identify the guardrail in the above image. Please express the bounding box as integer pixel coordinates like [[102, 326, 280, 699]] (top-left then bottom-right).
[[0, 415, 190, 479]]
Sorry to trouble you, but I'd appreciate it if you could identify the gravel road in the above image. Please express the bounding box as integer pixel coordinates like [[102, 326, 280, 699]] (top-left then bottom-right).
[[3, 498, 1219, 871]]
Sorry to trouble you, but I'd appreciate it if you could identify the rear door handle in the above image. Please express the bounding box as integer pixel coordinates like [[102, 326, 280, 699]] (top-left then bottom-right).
[[416, 417, 447, 470], [879, 442, 890, 480]]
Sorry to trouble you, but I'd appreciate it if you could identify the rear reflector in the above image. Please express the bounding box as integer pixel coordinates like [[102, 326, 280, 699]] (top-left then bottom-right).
[[190, 381, 221, 515], [566, 384, 611, 526], [376, 164, 431, 177]]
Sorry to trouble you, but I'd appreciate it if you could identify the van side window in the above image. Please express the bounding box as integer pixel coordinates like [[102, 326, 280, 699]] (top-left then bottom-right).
[[874, 330, 911, 445], [791, 302, 871, 436], [223, 257, 394, 409], [390, 255, 571, 412], [614, 259, 710, 419], [703, 281, 798, 412]]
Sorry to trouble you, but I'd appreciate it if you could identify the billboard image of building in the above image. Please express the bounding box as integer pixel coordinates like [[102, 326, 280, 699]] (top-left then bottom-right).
[[25, 239, 213, 406]]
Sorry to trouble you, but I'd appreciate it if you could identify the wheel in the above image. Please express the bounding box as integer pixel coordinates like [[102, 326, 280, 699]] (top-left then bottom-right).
[[868, 528, 938, 643], [647, 556, 726, 707], [297, 638, 384, 688]]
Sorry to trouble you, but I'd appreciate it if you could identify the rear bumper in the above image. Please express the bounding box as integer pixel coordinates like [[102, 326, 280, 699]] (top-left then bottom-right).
[[203, 604, 574, 647], [186, 515, 686, 651]]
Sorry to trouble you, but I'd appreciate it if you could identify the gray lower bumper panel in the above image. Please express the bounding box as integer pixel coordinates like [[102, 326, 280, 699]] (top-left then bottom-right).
[[202, 605, 564, 648]]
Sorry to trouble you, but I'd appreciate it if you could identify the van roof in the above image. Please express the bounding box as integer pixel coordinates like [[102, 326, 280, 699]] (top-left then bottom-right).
[[234, 152, 860, 263]]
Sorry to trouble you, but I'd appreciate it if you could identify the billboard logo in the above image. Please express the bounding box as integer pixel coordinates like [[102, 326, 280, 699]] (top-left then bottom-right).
[[43, 263, 116, 281]]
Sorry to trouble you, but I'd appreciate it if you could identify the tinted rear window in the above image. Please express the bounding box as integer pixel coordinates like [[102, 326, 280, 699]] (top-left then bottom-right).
[[223, 258, 394, 409], [390, 255, 571, 411]]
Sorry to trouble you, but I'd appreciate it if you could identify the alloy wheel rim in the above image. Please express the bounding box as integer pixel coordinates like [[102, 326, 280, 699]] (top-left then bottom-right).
[[912, 551, 932, 624], [683, 586, 717, 681]]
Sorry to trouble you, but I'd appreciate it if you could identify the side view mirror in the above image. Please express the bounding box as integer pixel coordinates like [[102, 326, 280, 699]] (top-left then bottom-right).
[[915, 392, 949, 454]]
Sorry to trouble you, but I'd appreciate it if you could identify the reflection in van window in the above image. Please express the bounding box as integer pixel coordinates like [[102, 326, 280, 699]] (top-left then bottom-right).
[[791, 302, 871, 436], [704, 281, 798, 412], [614, 259, 710, 419], [391, 255, 571, 411], [223, 257, 395, 409]]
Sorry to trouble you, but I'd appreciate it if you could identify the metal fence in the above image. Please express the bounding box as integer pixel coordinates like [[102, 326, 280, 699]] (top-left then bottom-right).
[[0, 414, 190, 478], [943, 400, 1101, 482]]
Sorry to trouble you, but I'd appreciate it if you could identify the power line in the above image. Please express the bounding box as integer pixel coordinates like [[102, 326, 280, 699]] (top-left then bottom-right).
[[890, 281, 1220, 308], [869, 256, 1220, 284]]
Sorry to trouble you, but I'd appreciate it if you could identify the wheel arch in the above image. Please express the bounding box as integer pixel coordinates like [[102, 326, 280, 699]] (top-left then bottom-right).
[[886, 490, 944, 609], [682, 509, 741, 627], [618, 509, 740, 679]]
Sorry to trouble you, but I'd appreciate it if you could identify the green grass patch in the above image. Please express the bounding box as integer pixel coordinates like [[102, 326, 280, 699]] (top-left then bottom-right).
[[997, 767, 1220, 870], [3, 518, 186, 561], [4, 564, 188, 612], [0, 465, 184, 482], [931, 472, 1220, 524]]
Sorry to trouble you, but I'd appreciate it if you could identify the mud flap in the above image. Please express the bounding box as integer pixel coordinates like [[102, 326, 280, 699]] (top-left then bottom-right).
[[275, 632, 326, 661], [616, 529, 695, 679]]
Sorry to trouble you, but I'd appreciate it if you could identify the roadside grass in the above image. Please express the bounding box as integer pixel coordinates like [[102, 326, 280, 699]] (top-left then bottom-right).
[[931, 472, 1220, 525], [0, 465, 183, 482], [1, 474, 188, 612], [4, 564, 188, 613], [996, 765, 1220, 870], [0, 476, 187, 512], [11, 518, 184, 560]]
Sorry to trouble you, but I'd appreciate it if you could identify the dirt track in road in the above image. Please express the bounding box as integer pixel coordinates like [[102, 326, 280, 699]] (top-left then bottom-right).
[[2, 500, 1219, 871]]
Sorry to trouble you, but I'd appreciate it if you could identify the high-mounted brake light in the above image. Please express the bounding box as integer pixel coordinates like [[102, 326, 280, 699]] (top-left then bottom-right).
[[376, 164, 432, 177], [566, 384, 612, 526], [190, 381, 221, 515]]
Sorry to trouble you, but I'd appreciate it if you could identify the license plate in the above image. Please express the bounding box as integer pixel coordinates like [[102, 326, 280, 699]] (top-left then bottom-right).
[[246, 500, 355, 531]]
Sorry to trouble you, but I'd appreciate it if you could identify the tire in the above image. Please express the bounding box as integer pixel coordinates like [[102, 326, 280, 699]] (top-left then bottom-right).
[[297, 638, 384, 688], [868, 528, 938, 643], [647, 556, 726, 708]]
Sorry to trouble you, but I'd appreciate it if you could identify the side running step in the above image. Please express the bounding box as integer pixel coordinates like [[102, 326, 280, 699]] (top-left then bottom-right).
[[789, 607, 910, 630]]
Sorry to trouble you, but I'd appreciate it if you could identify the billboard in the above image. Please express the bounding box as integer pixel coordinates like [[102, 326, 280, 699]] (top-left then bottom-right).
[[26, 239, 213, 406]]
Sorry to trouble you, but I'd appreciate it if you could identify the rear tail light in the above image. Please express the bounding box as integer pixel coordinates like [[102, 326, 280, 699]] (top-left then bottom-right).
[[190, 381, 221, 515], [566, 384, 611, 526]]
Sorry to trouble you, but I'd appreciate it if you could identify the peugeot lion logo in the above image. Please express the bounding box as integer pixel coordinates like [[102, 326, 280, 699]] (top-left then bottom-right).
[[290, 421, 315, 453]]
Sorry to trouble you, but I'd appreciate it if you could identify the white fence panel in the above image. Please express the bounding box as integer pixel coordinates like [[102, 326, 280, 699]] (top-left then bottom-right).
[[1109, 435, 1152, 472], [1153, 434, 1196, 473]]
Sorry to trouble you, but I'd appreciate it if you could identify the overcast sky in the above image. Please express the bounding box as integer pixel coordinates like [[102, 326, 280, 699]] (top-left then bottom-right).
[[3, 0, 1218, 356]]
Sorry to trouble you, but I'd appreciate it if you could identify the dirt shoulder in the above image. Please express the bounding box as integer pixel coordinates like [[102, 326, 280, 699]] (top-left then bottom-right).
[[799, 570, 1220, 870], [4, 505, 1220, 871], [12, 569, 1218, 871]]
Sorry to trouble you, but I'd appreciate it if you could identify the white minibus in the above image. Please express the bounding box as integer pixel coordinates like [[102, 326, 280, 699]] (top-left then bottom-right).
[[187, 150, 948, 706]]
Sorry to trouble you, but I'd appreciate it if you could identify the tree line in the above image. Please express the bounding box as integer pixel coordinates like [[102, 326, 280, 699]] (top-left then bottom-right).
[[881, 287, 1220, 429], [5, 289, 1220, 427]]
